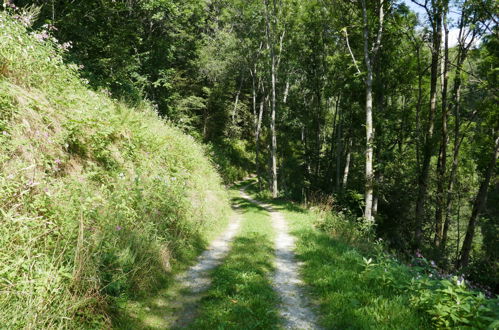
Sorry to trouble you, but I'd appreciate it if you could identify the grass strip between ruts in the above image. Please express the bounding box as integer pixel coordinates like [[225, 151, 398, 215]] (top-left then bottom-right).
[[188, 188, 281, 329]]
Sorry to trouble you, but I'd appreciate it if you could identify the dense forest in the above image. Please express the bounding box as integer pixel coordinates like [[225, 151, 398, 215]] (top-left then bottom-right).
[[1, 0, 498, 328]]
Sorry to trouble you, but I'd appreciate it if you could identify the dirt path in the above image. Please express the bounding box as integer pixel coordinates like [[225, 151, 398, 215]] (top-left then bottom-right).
[[170, 209, 242, 328], [240, 190, 320, 329]]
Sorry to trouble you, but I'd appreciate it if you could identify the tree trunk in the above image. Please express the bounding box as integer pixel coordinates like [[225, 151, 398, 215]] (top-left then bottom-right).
[[458, 134, 499, 268], [434, 8, 449, 249], [265, 0, 278, 198], [442, 4, 476, 252], [415, 1, 442, 245], [342, 138, 352, 190], [256, 94, 266, 190], [415, 43, 423, 169], [231, 75, 244, 125], [329, 96, 339, 186], [335, 101, 343, 192], [361, 0, 382, 224]]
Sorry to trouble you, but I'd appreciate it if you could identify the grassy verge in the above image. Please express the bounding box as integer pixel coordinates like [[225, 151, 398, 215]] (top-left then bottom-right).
[[278, 201, 431, 329], [188, 188, 281, 329], [242, 181, 498, 329], [109, 212, 230, 329], [0, 13, 229, 328]]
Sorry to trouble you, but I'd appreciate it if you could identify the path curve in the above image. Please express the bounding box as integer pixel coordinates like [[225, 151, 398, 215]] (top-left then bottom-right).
[[240, 190, 320, 330]]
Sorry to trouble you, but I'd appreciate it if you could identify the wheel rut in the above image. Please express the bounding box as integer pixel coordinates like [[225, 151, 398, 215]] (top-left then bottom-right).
[[172, 186, 320, 329], [170, 209, 242, 328]]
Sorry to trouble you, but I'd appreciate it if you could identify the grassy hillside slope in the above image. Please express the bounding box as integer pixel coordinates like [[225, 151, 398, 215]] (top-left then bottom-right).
[[0, 13, 229, 328]]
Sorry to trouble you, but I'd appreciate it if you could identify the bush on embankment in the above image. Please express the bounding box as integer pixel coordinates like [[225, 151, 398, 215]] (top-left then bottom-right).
[[0, 13, 229, 328]]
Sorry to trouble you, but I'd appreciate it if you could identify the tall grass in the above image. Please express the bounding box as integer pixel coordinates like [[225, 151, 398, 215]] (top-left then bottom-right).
[[0, 13, 229, 328]]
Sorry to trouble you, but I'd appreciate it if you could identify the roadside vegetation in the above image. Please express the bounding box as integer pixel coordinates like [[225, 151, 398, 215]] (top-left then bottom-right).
[[8, 0, 499, 298], [0, 13, 229, 328], [252, 192, 499, 329]]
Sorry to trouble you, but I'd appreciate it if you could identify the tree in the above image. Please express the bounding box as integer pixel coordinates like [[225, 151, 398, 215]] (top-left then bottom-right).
[[414, 0, 446, 246]]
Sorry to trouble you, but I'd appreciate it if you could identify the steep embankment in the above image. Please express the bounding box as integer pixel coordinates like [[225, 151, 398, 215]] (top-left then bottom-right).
[[0, 13, 230, 328]]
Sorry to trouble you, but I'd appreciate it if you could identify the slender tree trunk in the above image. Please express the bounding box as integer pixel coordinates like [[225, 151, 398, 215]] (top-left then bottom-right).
[[458, 134, 499, 268], [442, 79, 462, 251], [372, 168, 384, 218], [256, 94, 266, 189], [342, 138, 353, 190], [415, 1, 442, 245], [283, 77, 290, 103], [329, 96, 339, 186], [251, 68, 257, 127], [415, 43, 423, 169], [232, 75, 244, 125], [361, 0, 383, 224], [435, 9, 449, 249], [203, 109, 209, 140], [335, 103, 343, 192], [442, 6, 475, 251], [315, 86, 322, 182], [265, 0, 278, 198]]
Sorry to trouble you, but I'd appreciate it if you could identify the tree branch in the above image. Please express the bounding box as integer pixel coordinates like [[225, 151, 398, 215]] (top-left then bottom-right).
[[343, 27, 362, 75]]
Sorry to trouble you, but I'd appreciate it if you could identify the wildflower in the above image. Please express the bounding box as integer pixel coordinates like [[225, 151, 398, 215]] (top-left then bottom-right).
[[118, 173, 125, 179], [116, 225, 122, 231], [60, 41, 72, 51], [457, 276, 465, 286], [2, 131, 7, 135], [415, 250, 423, 258], [33, 31, 50, 42], [27, 180, 39, 187], [430, 260, 436, 267], [4, 0, 18, 10], [54, 158, 62, 164], [42, 23, 57, 31]]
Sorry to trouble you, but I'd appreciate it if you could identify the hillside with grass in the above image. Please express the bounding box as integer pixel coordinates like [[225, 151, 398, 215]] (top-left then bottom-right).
[[0, 12, 230, 328]]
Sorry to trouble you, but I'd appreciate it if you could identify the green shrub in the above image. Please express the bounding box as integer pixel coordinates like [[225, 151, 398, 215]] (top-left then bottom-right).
[[208, 138, 254, 184], [0, 13, 229, 328], [359, 243, 499, 329], [316, 208, 499, 329]]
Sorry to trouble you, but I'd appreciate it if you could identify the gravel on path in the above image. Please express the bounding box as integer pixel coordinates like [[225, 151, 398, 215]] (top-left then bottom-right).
[[240, 190, 321, 330]]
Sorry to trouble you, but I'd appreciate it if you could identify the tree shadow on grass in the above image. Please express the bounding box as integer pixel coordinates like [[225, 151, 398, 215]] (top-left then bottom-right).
[[231, 196, 267, 212], [269, 198, 306, 214]]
